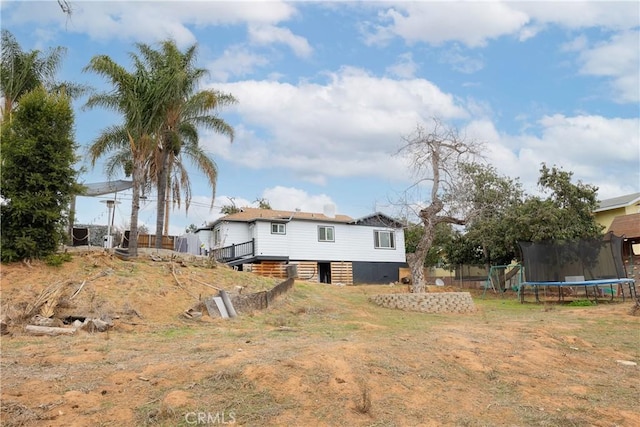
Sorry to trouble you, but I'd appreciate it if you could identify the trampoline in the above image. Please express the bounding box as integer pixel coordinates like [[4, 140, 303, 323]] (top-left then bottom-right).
[[518, 232, 637, 303]]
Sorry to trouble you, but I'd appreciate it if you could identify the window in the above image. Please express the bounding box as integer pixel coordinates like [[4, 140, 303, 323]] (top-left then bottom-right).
[[214, 228, 222, 246], [271, 222, 286, 234], [374, 230, 395, 249], [318, 226, 335, 242]]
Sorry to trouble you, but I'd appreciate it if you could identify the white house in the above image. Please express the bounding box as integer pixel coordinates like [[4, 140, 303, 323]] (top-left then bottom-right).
[[196, 207, 407, 285]]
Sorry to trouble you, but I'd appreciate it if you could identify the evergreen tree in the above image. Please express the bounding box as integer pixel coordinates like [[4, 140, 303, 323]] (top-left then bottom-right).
[[1, 87, 79, 261]]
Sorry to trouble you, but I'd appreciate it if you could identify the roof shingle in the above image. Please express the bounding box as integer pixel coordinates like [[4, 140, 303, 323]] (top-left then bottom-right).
[[217, 208, 353, 224], [595, 192, 640, 212], [607, 213, 640, 240]]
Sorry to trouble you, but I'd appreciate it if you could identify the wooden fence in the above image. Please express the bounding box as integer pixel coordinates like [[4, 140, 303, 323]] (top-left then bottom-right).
[[247, 261, 288, 279]]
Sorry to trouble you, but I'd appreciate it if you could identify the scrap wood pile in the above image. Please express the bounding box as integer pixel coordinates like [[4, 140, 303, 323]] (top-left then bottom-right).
[[0, 271, 115, 337]]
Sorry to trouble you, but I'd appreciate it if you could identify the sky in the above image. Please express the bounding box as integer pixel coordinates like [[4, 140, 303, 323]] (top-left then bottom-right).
[[2, 0, 639, 237]]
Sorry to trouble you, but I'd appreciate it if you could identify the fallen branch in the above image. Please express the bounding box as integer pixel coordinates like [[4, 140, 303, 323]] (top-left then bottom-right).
[[191, 277, 222, 291], [67, 270, 110, 302], [70, 280, 86, 300], [171, 262, 199, 300]]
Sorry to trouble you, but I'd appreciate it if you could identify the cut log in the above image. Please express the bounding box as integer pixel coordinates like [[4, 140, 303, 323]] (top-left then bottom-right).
[[25, 325, 76, 336]]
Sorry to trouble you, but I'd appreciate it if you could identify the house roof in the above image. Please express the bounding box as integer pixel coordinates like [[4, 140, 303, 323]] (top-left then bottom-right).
[[215, 207, 354, 225], [607, 213, 640, 240], [594, 192, 640, 212], [350, 212, 405, 228]]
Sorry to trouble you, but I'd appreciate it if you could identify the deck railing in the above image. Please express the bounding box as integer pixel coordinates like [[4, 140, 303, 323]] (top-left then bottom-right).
[[212, 239, 255, 263]]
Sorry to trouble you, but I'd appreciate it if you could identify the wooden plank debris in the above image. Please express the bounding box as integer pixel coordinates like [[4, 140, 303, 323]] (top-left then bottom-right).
[[203, 297, 219, 317], [213, 297, 229, 319]]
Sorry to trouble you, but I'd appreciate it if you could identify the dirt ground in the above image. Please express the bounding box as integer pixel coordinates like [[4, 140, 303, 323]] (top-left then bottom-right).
[[1, 249, 639, 427]]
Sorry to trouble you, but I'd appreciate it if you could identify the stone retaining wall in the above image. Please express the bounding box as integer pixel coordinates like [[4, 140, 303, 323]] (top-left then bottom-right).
[[369, 292, 476, 314]]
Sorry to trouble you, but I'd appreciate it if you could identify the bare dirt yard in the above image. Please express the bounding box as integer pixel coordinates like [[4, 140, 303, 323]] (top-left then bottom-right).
[[1, 249, 639, 427]]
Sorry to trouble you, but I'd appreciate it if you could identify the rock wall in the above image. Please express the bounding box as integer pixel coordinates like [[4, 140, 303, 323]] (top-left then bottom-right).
[[369, 292, 476, 314]]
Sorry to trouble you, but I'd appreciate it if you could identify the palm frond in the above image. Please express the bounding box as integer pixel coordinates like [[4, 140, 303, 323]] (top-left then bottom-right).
[[88, 125, 128, 166]]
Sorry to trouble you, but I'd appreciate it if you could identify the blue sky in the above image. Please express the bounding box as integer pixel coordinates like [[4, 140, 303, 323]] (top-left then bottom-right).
[[3, 1, 639, 236]]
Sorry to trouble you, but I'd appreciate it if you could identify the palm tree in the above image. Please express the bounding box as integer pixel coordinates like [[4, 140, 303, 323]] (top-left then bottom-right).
[[162, 128, 219, 224], [83, 53, 164, 257], [135, 40, 236, 248], [1, 29, 86, 122]]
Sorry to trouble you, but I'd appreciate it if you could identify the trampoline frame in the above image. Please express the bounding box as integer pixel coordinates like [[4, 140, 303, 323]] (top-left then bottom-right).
[[518, 278, 636, 303]]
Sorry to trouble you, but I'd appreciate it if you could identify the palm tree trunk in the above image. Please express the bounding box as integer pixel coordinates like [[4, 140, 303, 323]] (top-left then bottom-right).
[[163, 180, 170, 236], [128, 161, 142, 258], [154, 150, 170, 249]]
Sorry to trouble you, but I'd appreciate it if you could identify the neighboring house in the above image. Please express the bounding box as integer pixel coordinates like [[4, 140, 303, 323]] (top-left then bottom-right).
[[593, 192, 640, 279], [197, 207, 407, 285], [593, 192, 640, 232]]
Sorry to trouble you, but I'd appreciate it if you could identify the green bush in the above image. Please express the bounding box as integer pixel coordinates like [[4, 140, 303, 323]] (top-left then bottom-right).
[[44, 252, 73, 267], [568, 299, 594, 307]]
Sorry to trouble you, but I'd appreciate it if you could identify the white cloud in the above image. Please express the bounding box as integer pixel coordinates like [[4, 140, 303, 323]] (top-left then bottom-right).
[[386, 52, 418, 78], [560, 35, 589, 53], [577, 30, 640, 103], [363, 1, 638, 49], [207, 46, 269, 82], [515, 1, 640, 31], [248, 24, 312, 58], [535, 114, 639, 164], [439, 45, 484, 74], [476, 114, 640, 199], [5, 1, 297, 46], [203, 67, 468, 182], [363, 2, 530, 47], [261, 186, 336, 213], [517, 24, 543, 42]]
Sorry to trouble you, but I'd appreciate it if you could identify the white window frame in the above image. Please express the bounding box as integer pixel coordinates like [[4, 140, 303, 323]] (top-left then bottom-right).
[[318, 226, 335, 242], [271, 222, 286, 235], [214, 228, 222, 246], [374, 230, 395, 249]]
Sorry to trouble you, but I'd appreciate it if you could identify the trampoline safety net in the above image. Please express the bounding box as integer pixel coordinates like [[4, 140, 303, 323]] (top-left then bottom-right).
[[518, 232, 627, 283]]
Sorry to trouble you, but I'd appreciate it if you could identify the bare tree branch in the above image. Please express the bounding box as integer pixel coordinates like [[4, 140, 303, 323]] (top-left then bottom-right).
[[394, 117, 484, 292]]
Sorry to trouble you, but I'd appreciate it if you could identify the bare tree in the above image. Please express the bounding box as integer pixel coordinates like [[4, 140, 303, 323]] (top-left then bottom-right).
[[397, 118, 482, 292]]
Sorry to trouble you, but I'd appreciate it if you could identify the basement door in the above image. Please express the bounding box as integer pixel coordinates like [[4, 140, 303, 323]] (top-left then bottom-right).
[[318, 262, 331, 284]]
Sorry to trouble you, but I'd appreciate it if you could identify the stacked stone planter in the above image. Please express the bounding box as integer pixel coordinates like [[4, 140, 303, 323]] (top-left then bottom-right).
[[369, 292, 476, 314]]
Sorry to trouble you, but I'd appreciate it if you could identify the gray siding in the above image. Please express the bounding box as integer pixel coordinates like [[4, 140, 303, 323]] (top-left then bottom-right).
[[352, 261, 407, 284]]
